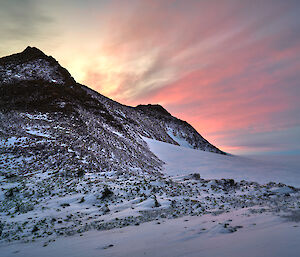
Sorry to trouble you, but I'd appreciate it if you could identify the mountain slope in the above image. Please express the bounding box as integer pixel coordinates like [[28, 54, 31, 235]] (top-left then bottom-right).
[[0, 46, 225, 177], [1, 47, 299, 250]]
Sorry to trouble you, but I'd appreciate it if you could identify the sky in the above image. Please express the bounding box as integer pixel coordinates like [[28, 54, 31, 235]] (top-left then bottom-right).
[[1, 0, 300, 155]]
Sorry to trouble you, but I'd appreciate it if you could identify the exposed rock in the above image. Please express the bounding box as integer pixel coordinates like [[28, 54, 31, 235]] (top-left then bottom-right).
[[0, 47, 225, 178]]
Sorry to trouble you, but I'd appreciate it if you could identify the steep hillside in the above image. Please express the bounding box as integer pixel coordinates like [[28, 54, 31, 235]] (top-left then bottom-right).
[[0, 46, 224, 178]]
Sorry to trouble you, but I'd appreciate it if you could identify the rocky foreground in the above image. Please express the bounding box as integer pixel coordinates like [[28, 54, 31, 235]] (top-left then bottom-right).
[[1, 163, 299, 247]]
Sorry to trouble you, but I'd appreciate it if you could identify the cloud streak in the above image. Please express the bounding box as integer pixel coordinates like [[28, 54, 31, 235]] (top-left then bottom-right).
[[1, 0, 300, 154]]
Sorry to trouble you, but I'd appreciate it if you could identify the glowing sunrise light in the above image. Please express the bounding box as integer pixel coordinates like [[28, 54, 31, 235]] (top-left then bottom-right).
[[1, 0, 299, 155]]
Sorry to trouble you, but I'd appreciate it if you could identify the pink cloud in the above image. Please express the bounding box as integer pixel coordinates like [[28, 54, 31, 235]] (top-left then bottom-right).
[[77, 0, 300, 154], [2, 0, 299, 154]]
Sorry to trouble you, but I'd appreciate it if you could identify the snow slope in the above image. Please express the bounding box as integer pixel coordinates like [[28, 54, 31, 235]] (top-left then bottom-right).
[[144, 137, 300, 187], [1, 209, 299, 257], [0, 138, 299, 257]]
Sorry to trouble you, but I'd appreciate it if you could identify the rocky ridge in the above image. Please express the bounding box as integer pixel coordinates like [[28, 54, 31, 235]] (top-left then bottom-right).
[[0, 46, 224, 179]]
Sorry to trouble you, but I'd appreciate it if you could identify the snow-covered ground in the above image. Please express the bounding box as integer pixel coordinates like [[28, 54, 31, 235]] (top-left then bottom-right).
[[144, 137, 300, 187], [0, 138, 299, 257], [1, 208, 299, 257]]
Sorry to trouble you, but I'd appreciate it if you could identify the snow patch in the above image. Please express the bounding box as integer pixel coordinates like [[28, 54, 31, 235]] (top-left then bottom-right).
[[143, 137, 300, 187], [167, 128, 193, 149]]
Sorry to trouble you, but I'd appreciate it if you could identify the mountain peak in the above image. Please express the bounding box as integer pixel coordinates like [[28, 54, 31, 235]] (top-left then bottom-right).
[[0, 46, 48, 66], [21, 46, 47, 58], [0, 46, 75, 85]]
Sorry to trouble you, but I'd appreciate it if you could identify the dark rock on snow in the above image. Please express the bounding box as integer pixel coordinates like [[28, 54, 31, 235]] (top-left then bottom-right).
[[0, 47, 225, 177]]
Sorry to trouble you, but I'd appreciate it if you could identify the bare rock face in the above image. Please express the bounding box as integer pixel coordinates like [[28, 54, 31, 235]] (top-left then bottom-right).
[[0, 47, 225, 177], [135, 104, 225, 153]]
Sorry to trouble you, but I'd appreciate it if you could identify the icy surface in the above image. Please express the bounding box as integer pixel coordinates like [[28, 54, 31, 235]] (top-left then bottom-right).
[[144, 137, 300, 187]]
